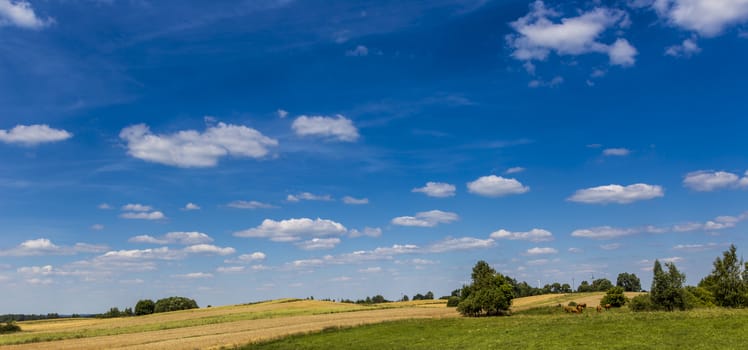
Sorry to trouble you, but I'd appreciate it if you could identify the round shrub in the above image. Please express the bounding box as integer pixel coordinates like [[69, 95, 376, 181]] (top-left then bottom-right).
[[629, 294, 656, 312]]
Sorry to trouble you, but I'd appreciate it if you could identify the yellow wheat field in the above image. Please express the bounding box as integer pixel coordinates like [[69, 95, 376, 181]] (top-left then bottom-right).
[[1, 294, 641, 349], [2, 299, 457, 350]]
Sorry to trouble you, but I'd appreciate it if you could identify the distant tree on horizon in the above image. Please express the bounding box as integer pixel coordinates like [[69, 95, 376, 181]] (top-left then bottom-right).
[[617, 272, 642, 292]]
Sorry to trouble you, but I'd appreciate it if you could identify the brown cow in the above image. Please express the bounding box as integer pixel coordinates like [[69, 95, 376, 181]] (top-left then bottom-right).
[[563, 306, 576, 313], [605, 304, 611, 310], [576, 304, 584, 313], [596, 305, 602, 313]]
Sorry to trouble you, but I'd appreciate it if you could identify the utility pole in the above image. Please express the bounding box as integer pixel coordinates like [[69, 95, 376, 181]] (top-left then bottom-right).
[[572, 277, 575, 293]]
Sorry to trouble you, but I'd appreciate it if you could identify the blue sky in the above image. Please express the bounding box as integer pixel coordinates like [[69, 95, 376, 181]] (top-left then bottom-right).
[[1, 0, 748, 314]]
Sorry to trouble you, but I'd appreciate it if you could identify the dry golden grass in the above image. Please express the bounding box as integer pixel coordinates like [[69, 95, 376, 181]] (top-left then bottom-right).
[[3, 294, 648, 349], [3, 299, 456, 350], [510, 292, 645, 312]]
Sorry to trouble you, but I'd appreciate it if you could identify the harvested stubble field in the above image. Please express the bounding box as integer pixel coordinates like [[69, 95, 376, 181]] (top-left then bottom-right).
[[0, 299, 455, 349]]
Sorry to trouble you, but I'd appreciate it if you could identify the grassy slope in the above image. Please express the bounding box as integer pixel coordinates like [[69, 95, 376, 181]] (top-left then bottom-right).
[[243, 308, 748, 350]]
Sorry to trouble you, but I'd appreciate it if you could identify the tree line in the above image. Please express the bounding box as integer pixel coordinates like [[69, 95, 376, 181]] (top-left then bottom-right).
[[631, 244, 748, 311], [98, 296, 199, 318], [452, 244, 748, 316]]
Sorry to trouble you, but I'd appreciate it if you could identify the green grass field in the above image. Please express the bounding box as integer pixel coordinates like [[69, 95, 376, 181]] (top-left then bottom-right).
[[242, 307, 748, 350]]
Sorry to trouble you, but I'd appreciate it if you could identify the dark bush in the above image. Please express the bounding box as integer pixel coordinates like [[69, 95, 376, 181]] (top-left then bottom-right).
[[600, 286, 628, 307], [446, 296, 460, 307], [629, 294, 656, 312], [685, 286, 715, 307], [135, 299, 155, 316], [0, 321, 21, 334]]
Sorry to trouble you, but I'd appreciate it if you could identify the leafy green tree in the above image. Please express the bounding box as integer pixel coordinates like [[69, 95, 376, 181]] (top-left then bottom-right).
[[135, 299, 155, 316], [699, 244, 747, 308], [371, 295, 387, 303], [446, 296, 460, 307], [577, 280, 592, 292], [591, 278, 613, 291], [424, 291, 434, 300], [154, 296, 199, 313], [401, 295, 409, 302], [616, 272, 642, 292], [600, 286, 628, 307], [457, 260, 514, 317], [560, 283, 572, 293], [650, 260, 689, 311]]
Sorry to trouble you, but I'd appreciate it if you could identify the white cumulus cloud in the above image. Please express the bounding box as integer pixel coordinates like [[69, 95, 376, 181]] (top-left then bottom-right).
[[291, 115, 359, 142], [571, 226, 638, 239], [0, 124, 71, 146], [183, 202, 200, 211], [467, 175, 529, 197], [0, 1, 52, 29], [683, 170, 748, 191], [526, 247, 558, 255], [234, 218, 347, 242], [120, 211, 166, 220], [129, 232, 213, 245], [652, 0, 748, 37], [296, 238, 341, 250], [286, 192, 333, 202], [412, 182, 456, 198], [227, 200, 277, 209], [603, 148, 630, 156], [173, 272, 213, 279], [342, 196, 369, 205], [427, 237, 495, 253], [568, 183, 664, 204], [0, 238, 107, 256], [507, 1, 637, 67], [224, 252, 267, 264], [505, 167, 526, 174], [121, 203, 152, 212], [119, 122, 278, 168], [183, 244, 236, 256], [490, 228, 553, 242], [346, 45, 369, 56], [665, 37, 701, 57], [391, 210, 459, 227], [349, 227, 382, 238]]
